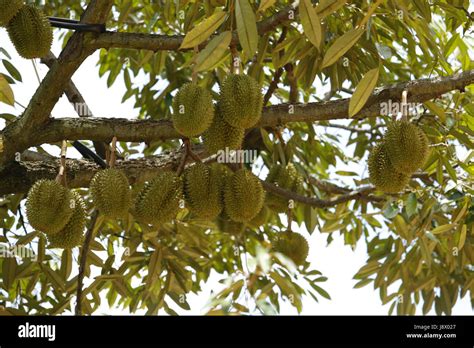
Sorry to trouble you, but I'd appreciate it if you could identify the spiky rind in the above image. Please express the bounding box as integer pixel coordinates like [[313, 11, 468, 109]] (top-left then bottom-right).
[[272, 231, 309, 266], [248, 205, 270, 228], [219, 74, 263, 129], [368, 143, 410, 193], [172, 83, 214, 137], [48, 192, 86, 249], [183, 162, 223, 220], [266, 163, 304, 213], [384, 121, 429, 174], [26, 179, 74, 235], [134, 172, 183, 225], [90, 168, 132, 219], [224, 169, 265, 222], [7, 5, 53, 59], [0, 0, 23, 27], [202, 105, 245, 154]]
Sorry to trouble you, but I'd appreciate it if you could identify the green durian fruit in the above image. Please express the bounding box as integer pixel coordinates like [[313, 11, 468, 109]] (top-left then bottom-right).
[[384, 120, 429, 174], [248, 205, 270, 228], [219, 74, 263, 129], [134, 171, 183, 225], [183, 162, 223, 220], [0, 0, 23, 27], [216, 213, 245, 235], [224, 169, 265, 222], [26, 179, 74, 235], [368, 143, 410, 193], [266, 163, 304, 213], [272, 231, 309, 266], [202, 104, 245, 154], [90, 168, 132, 219], [48, 192, 86, 249], [7, 5, 53, 59], [172, 83, 214, 137]]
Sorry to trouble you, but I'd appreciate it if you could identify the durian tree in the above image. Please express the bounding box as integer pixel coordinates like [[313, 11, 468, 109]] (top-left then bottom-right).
[[0, 0, 473, 316]]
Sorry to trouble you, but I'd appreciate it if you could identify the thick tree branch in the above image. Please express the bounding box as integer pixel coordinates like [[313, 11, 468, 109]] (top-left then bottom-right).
[[28, 70, 474, 145], [0, 146, 205, 195]]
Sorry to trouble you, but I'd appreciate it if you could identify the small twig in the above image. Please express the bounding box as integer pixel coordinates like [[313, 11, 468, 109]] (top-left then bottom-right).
[[75, 210, 99, 316], [55, 140, 68, 187]]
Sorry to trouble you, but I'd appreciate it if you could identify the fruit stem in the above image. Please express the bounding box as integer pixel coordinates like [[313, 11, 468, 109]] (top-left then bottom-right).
[[55, 140, 68, 187], [109, 136, 117, 168], [401, 90, 408, 121]]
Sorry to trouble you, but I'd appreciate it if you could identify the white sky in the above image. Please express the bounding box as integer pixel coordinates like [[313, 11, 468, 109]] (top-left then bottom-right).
[[0, 28, 472, 315]]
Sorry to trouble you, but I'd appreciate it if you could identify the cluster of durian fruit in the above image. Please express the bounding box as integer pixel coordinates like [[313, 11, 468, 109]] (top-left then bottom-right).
[[0, 0, 53, 59], [368, 120, 429, 193], [172, 73, 263, 153]]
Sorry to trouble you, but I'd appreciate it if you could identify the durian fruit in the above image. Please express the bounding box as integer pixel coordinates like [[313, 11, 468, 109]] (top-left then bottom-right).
[[248, 205, 270, 228], [224, 169, 265, 222], [216, 213, 245, 235], [266, 163, 304, 213], [172, 83, 214, 137], [134, 171, 183, 225], [219, 74, 263, 129], [89, 168, 132, 219], [202, 104, 245, 154], [0, 0, 23, 27], [384, 120, 429, 174], [26, 179, 74, 235], [48, 192, 86, 249], [7, 5, 53, 59], [272, 231, 309, 266], [368, 143, 410, 193], [183, 162, 223, 220]]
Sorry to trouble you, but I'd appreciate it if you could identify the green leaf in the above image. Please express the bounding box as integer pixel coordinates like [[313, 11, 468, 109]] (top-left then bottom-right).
[[180, 9, 226, 49], [235, 0, 259, 58], [2, 60, 22, 82], [270, 271, 302, 312], [310, 283, 331, 299], [2, 257, 17, 290], [431, 223, 455, 234], [0, 74, 14, 106], [299, 0, 322, 48], [349, 67, 379, 117], [321, 28, 364, 68], [304, 205, 318, 234], [258, 0, 276, 12], [195, 31, 232, 72], [315, 0, 347, 18], [405, 193, 417, 217]]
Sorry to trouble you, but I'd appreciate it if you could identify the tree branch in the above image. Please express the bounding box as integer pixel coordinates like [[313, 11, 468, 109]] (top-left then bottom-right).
[[26, 70, 474, 146], [88, 6, 295, 52]]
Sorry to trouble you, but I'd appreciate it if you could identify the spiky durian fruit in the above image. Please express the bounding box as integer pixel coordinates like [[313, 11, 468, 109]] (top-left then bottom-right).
[[134, 171, 183, 225], [224, 169, 265, 222], [216, 213, 245, 235], [183, 162, 223, 220], [48, 192, 86, 249], [90, 168, 132, 219], [272, 231, 309, 266], [26, 179, 74, 235], [203, 104, 245, 154], [0, 0, 23, 27], [7, 5, 53, 59], [219, 74, 263, 129], [248, 205, 270, 228], [368, 143, 410, 193], [266, 163, 304, 213], [172, 83, 214, 137], [384, 120, 429, 174]]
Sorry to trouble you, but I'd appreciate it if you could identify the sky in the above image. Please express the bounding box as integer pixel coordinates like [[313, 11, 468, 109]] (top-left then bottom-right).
[[0, 27, 472, 315]]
